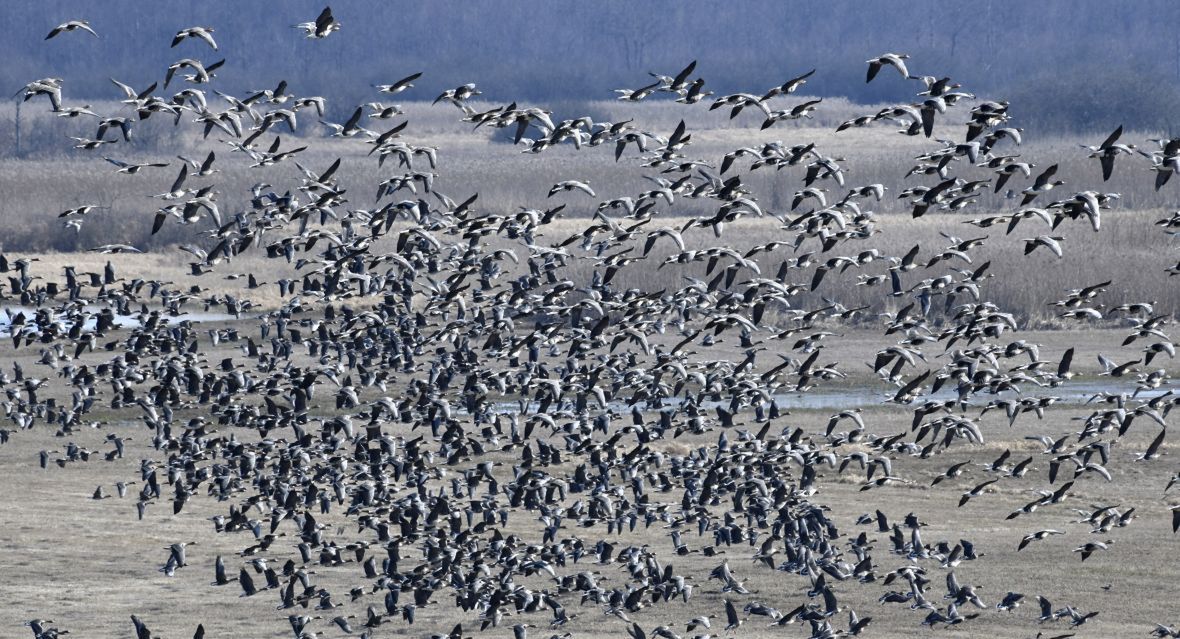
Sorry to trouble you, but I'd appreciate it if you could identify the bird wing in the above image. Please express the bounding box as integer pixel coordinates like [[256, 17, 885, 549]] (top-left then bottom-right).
[[1099, 125, 1123, 149]]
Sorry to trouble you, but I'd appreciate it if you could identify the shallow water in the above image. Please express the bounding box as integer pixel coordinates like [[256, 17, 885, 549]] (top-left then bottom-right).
[[2, 304, 1171, 413], [488, 379, 1172, 415], [0, 305, 238, 335]]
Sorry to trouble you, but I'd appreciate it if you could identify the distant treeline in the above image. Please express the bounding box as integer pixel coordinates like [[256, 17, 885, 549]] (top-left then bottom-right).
[[5, 0, 1180, 136]]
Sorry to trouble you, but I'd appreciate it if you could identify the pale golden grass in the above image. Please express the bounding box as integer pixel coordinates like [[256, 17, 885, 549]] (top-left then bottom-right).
[[0, 395, 1176, 639], [7, 206, 1176, 327], [2, 100, 1177, 324], [0, 269, 1169, 639], [0, 96, 1178, 639]]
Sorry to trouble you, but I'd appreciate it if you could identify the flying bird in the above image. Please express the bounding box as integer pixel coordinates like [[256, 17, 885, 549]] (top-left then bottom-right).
[[295, 6, 340, 38], [46, 20, 98, 39], [866, 53, 910, 82]]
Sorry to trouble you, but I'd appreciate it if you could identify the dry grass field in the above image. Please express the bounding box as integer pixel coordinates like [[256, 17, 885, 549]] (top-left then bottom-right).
[[4, 205, 1176, 326], [1, 381, 1177, 639], [3, 100, 1178, 324], [3, 42, 1180, 639], [0, 313, 1177, 639]]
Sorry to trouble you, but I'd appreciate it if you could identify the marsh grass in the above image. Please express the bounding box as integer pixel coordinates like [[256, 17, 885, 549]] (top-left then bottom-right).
[[2, 100, 1176, 323], [0, 394, 1174, 639]]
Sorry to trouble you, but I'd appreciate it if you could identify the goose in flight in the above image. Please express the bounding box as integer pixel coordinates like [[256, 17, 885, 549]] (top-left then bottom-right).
[[164, 58, 221, 88], [1081, 125, 1134, 181], [995, 592, 1024, 612], [615, 79, 662, 101], [89, 244, 143, 254], [295, 6, 340, 38], [931, 459, 971, 486], [1151, 623, 1180, 638], [375, 72, 422, 95], [548, 180, 596, 198], [320, 106, 370, 137], [55, 104, 99, 119], [1020, 164, 1063, 205], [46, 20, 98, 39], [1072, 540, 1112, 561], [958, 478, 998, 506], [25, 620, 66, 639], [57, 205, 96, 218], [675, 77, 712, 103], [104, 158, 169, 174], [723, 599, 742, 631], [172, 26, 217, 50], [153, 165, 190, 199], [710, 92, 772, 120], [1022, 235, 1064, 258], [434, 83, 481, 107], [1017, 529, 1064, 551], [649, 59, 697, 93], [130, 615, 154, 639], [365, 102, 404, 119], [866, 53, 910, 82], [1141, 143, 1180, 190], [761, 69, 816, 100], [761, 99, 822, 129], [70, 136, 111, 150], [176, 151, 218, 176], [17, 77, 63, 111]]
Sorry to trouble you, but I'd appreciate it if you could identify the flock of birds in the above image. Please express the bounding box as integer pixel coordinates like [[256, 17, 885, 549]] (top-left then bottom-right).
[[8, 6, 1180, 639]]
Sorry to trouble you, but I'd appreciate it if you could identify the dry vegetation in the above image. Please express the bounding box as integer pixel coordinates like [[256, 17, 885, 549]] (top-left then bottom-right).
[[5, 14, 1180, 639], [8, 207, 1176, 326], [2, 101, 1178, 324], [1, 385, 1178, 639]]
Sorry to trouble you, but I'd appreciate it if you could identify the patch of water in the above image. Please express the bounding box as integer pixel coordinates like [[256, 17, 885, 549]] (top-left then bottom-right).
[[0, 305, 238, 336]]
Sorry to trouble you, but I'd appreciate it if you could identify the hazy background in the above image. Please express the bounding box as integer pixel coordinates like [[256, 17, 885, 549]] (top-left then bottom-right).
[[4, 0, 1180, 148]]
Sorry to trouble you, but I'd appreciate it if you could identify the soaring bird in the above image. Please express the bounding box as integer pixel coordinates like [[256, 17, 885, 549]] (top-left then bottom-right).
[[104, 158, 169, 174], [1017, 529, 1064, 551], [375, 72, 423, 95], [1081, 125, 1134, 181], [1072, 540, 1111, 561], [723, 599, 742, 631], [171, 26, 218, 49], [46, 20, 98, 39], [295, 6, 340, 38], [89, 244, 143, 254], [866, 53, 910, 82], [1022, 235, 1064, 258], [548, 180, 596, 198]]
